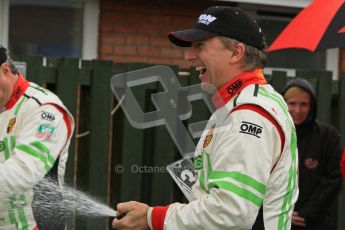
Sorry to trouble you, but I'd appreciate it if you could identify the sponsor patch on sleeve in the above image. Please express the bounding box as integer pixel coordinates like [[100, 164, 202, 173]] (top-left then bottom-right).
[[36, 124, 55, 139], [239, 121, 263, 138], [7, 118, 16, 133], [41, 111, 56, 122], [194, 155, 203, 170]]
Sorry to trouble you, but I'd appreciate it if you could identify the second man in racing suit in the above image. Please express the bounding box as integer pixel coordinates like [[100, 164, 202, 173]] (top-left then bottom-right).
[[0, 46, 74, 230]]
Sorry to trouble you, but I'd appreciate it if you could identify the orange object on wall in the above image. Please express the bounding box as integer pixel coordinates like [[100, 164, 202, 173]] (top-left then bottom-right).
[[340, 147, 345, 180]]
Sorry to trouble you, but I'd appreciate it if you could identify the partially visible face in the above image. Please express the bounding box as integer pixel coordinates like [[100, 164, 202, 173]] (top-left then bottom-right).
[[0, 64, 14, 109], [184, 37, 233, 94], [285, 90, 311, 125]]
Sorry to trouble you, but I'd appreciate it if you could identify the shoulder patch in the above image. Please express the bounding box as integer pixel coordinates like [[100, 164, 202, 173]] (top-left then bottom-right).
[[7, 118, 16, 133], [36, 124, 55, 139], [194, 155, 203, 170], [239, 121, 263, 138], [203, 127, 214, 148], [41, 111, 56, 122]]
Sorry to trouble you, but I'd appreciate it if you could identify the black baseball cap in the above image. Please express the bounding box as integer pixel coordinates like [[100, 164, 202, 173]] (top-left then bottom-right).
[[168, 6, 266, 51], [0, 46, 7, 65]]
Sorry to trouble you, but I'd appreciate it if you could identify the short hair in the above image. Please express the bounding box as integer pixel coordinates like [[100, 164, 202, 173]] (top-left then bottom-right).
[[0, 46, 18, 75], [7, 57, 19, 75], [219, 36, 267, 71]]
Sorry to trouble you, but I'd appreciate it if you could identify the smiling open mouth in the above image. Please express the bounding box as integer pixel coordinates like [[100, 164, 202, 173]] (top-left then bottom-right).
[[196, 66, 207, 74]]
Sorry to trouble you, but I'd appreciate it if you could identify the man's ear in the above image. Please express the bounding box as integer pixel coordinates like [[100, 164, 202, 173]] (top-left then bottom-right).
[[229, 43, 245, 64], [0, 63, 11, 75]]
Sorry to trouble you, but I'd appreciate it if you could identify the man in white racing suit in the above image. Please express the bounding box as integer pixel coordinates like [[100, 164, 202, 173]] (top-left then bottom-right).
[[112, 6, 298, 230], [0, 46, 74, 230]]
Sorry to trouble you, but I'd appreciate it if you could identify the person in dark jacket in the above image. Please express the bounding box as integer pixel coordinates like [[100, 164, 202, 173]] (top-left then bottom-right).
[[282, 78, 343, 230]]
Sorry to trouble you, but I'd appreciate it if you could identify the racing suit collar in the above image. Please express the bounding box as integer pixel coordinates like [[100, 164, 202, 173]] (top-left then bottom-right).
[[212, 69, 267, 109], [5, 74, 29, 110]]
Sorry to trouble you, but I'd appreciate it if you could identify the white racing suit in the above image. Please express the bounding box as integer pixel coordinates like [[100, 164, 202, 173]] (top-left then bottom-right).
[[0, 75, 74, 230], [148, 69, 299, 230]]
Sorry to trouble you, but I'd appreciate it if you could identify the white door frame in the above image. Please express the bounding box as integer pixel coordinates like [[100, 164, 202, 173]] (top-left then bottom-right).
[[82, 0, 99, 60], [0, 0, 9, 47]]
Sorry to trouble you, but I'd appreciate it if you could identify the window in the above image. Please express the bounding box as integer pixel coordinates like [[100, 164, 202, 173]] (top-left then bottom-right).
[[9, 0, 83, 57], [1, 0, 98, 59]]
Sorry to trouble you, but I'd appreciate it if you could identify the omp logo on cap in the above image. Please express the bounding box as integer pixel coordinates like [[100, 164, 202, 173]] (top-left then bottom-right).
[[198, 14, 217, 25], [240, 121, 263, 138]]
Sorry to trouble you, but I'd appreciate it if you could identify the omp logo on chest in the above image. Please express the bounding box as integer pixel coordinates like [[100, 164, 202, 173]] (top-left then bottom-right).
[[239, 121, 263, 138], [198, 14, 217, 25], [41, 111, 55, 122]]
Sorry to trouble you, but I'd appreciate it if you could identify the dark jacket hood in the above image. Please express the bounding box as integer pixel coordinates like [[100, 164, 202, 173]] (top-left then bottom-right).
[[281, 78, 317, 126]]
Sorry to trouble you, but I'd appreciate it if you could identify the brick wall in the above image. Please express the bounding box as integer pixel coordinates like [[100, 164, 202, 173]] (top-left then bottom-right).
[[98, 0, 235, 69], [98, 0, 345, 73]]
